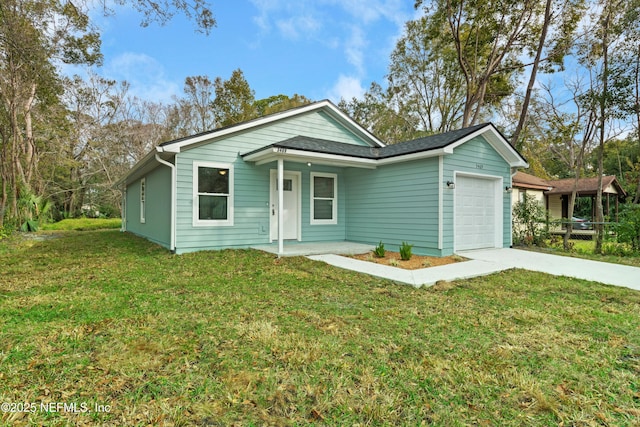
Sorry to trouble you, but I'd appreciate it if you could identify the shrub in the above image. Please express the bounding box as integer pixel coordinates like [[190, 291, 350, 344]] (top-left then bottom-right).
[[373, 241, 385, 258], [399, 241, 413, 260], [616, 204, 640, 252], [512, 194, 548, 246]]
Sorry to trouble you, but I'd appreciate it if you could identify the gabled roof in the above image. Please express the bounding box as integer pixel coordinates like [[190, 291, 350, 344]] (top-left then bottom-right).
[[512, 171, 553, 191], [157, 99, 385, 153], [546, 175, 626, 196], [513, 172, 627, 198], [115, 100, 385, 186], [242, 122, 529, 168]]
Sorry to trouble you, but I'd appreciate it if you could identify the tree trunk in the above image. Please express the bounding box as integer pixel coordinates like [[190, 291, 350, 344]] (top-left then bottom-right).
[[564, 186, 578, 250], [512, 0, 553, 150], [633, 44, 640, 204]]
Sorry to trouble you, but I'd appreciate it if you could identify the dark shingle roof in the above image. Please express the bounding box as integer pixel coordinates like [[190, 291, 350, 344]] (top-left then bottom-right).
[[244, 123, 492, 159]]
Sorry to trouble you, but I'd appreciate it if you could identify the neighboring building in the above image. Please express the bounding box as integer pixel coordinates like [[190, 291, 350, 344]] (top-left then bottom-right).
[[115, 100, 528, 256], [512, 171, 627, 227]]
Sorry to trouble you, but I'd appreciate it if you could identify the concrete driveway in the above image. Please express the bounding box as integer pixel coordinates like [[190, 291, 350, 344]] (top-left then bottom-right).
[[309, 248, 640, 290], [459, 248, 640, 291]]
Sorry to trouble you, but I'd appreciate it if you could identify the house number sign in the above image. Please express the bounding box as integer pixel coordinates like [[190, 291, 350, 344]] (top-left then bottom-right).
[[475, 163, 484, 169]]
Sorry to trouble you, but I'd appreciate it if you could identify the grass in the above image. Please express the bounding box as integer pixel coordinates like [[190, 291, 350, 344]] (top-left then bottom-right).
[[525, 238, 640, 268], [1, 230, 640, 426], [40, 218, 122, 232]]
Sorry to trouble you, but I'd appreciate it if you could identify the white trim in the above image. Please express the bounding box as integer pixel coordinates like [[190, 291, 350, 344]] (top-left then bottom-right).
[[269, 169, 302, 243], [139, 178, 146, 224], [453, 172, 504, 252], [244, 148, 378, 169], [163, 100, 386, 152], [121, 189, 127, 232], [277, 160, 284, 255], [446, 125, 528, 168], [438, 156, 443, 250], [154, 154, 177, 251], [310, 172, 338, 225], [192, 161, 234, 227]]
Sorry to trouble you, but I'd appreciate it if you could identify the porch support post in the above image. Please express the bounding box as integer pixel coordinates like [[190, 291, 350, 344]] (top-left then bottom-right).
[[277, 158, 284, 256]]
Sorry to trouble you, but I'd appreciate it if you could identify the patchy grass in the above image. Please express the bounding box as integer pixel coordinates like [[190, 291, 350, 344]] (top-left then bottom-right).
[[40, 218, 122, 232], [1, 231, 639, 426], [525, 238, 640, 268]]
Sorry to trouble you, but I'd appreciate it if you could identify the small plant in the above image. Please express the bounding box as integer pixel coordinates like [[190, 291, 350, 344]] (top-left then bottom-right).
[[373, 241, 385, 258], [389, 259, 399, 267], [399, 241, 413, 260], [422, 260, 432, 268]]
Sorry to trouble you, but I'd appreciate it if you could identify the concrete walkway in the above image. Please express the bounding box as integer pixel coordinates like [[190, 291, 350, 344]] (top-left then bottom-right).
[[308, 248, 640, 291]]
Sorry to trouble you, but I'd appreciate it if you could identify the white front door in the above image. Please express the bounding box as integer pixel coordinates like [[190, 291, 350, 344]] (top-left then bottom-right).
[[270, 171, 300, 241], [455, 175, 501, 251]]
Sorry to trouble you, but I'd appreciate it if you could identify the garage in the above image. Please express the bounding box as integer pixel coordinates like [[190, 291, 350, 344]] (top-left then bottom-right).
[[455, 175, 501, 251]]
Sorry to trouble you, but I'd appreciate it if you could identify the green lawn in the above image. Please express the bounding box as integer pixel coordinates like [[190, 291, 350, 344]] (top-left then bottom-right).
[[1, 231, 639, 426], [40, 217, 122, 231]]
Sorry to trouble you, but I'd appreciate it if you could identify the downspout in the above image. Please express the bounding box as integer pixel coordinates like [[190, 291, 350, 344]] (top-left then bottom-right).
[[121, 187, 126, 232], [155, 151, 177, 252]]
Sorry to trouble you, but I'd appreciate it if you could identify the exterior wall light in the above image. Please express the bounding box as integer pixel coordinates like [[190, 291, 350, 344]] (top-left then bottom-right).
[[446, 181, 455, 189], [505, 186, 513, 192]]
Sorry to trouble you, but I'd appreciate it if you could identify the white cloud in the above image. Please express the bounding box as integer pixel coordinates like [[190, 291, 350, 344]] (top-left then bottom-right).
[[344, 26, 366, 75], [276, 15, 322, 40], [104, 53, 180, 103], [328, 75, 365, 102]]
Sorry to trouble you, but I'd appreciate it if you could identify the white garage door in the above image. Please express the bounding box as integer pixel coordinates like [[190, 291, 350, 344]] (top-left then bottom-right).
[[455, 175, 499, 251]]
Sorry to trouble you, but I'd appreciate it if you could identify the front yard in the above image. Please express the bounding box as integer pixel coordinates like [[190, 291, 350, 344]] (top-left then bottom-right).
[[1, 230, 639, 426]]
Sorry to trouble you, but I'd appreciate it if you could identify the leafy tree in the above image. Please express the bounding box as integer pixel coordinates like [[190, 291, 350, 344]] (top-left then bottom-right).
[[510, 0, 585, 149], [171, 75, 216, 136], [414, 0, 539, 127], [339, 82, 421, 144], [0, 0, 216, 228], [577, 0, 635, 252], [0, 0, 101, 227], [212, 69, 256, 127], [253, 94, 312, 117], [386, 16, 466, 134]]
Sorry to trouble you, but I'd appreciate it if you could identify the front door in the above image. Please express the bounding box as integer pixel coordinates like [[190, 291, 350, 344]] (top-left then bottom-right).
[[270, 171, 300, 241]]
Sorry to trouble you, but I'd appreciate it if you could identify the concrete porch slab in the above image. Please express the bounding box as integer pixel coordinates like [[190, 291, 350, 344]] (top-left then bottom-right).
[[251, 241, 375, 257]]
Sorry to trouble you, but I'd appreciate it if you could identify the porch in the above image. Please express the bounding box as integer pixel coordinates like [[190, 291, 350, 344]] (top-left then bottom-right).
[[251, 241, 375, 257]]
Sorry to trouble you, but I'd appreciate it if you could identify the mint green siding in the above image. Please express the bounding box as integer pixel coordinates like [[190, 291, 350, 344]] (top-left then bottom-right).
[[123, 108, 515, 256], [345, 158, 441, 256], [125, 165, 171, 248], [442, 136, 512, 254], [174, 111, 362, 253]]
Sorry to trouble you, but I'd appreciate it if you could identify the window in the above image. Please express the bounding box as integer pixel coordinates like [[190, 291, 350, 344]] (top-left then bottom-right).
[[311, 172, 337, 224], [140, 178, 146, 223], [519, 189, 526, 203], [193, 161, 234, 226]]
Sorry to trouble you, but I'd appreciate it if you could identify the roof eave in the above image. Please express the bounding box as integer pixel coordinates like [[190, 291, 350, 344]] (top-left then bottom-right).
[[446, 124, 528, 168], [161, 100, 385, 153], [243, 147, 379, 169], [113, 147, 174, 188]]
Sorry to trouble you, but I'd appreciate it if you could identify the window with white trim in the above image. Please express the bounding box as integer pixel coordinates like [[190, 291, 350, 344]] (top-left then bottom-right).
[[311, 172, 337, 224], [140, 178, 146, 223], [193, 161, 234, 226]]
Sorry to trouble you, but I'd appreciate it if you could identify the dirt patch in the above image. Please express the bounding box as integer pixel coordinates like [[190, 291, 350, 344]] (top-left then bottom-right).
[[350, 251, 466, 270]]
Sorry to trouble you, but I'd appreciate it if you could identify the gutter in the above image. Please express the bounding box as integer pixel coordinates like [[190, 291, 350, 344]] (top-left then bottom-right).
[[154, 148, 177, 252]]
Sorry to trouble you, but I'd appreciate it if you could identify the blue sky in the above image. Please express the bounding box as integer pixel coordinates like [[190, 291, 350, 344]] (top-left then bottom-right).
[[84, 0, 418, 104]]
